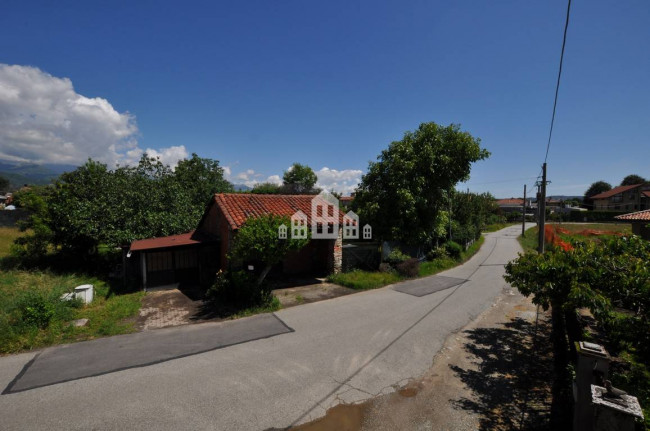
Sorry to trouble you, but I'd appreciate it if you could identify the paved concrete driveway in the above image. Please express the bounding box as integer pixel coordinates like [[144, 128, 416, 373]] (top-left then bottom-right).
[[0, 225, 529, 430]]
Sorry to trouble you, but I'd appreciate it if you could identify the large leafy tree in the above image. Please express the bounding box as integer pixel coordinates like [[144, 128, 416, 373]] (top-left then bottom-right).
[[13, 154, 232, 259], [229, 214, 309, 285], [584, 181, 612, 199], [620, 174, 646, 186], [282, 163, 319, 194], [353, 122, 489, 244]]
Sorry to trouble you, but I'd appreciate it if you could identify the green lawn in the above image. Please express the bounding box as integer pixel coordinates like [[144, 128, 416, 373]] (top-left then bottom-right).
[[329, 235, 486, 290], [0, 227, 144, 355]]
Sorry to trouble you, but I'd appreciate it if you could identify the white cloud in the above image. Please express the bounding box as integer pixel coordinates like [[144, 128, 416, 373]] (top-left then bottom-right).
[[315, 167, 363, 195], [0, 64, 187, 166], [266, 175, 282, 185]]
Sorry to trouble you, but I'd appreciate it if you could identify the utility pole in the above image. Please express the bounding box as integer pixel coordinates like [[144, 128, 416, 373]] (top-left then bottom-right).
[[522, 184, 527, 237], [537, 163, 547, 253]]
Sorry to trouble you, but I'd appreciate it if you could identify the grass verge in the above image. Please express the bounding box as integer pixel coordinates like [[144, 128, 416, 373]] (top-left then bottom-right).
[[329, 235, 486, 291], [0, 227, 144, 355], [483, 222, 517, 233]]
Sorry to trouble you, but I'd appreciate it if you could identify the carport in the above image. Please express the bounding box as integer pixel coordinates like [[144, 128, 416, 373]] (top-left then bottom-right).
[[128, 231, 219, 290]]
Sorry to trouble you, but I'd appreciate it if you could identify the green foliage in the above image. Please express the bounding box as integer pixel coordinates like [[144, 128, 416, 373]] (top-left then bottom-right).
[[444, 241, 463, 259], [9, 154, 232, 263], [250, 182, 282, 194], [353, 122, 489, 244], [206, 270, 273, 308], [395, 258, 420, 278], [229, 214, 309, 285], [19, 291, 56, 329], [11, 185, 55, 262], [282, 163, 319, 194], [426, 246, 448, 260], [620, 174, 646, 186], [584, 181, 612, 198], [385, 248, 410, 265], [450, 190, 497, 244], [505, 235, 650, 416], [0, 270, 143, 354]]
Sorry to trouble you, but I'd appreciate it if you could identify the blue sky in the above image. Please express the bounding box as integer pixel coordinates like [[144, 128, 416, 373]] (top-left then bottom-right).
[[0, 0, 648, 197]]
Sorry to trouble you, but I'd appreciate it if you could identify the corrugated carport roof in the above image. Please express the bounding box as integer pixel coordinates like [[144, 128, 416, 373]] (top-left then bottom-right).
[[129, 230, 217, 252]]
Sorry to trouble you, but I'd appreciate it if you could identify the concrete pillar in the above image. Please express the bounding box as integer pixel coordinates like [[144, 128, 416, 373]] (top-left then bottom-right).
[[574, 341, 610, 431], [591, 384, 644, 431]]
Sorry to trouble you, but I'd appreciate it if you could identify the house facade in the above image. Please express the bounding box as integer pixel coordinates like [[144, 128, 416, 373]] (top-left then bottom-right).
[[127, 193, 352, 289], [591, 184, 650, 211]]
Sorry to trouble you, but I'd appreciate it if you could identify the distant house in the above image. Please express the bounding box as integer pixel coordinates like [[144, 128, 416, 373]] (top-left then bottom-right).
[[339, 195, 354, 210], [615, 209, 650, 240], [590, 184, 650, 211], [127, 194, 349, 289]]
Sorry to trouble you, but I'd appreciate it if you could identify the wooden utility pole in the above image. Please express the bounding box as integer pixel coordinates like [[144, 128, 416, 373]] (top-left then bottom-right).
[[537, 163, 547, 253], [522, 184, 527, 237]]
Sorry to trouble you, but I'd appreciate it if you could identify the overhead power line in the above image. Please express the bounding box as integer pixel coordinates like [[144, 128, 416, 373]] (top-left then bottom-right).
[[544, 0, 573, 164]]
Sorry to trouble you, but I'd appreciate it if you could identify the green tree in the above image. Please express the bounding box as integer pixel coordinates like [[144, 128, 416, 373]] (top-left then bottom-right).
[[583, 181, 612, 209], [282, 163, 319, 194], [584, 181, 611, 199], [174, 153, 233, 209], [353, 122, 489, 244], [251, 182, 282, 194], [11, 186, 54, 261], [620, 174, 646, 186], [229, 214, 309, 285]]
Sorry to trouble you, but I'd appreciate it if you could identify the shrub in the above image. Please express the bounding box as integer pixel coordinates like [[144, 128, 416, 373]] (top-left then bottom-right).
[[19, 292, 55, 329], [205, 270, 272, 309], [426, 247, 448, 261], [378, 262, 393, 273], [395, 258, 420, 278], [444, 241, 463, 259], [385, 248, 410, 265]]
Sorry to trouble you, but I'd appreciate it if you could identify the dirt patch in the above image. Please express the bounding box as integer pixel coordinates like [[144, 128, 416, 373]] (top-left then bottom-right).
[[290, 290, 553, 431], [137, 289, 202, 330], [273, 283, 356, 308]]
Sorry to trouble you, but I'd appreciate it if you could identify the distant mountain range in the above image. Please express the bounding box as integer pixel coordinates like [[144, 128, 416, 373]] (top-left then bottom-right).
[[232, 184, 252, 192], [0, 160, 78, 189]]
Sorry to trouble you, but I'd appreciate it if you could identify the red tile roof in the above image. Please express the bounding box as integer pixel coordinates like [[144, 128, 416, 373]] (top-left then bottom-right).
[[615, 209, 650, 221], [214, 193, 348, 230], [130, 230, 216, 252], [643, 191, 650, 198], [496, 198, 524, 206], [590, 184, 642, 200]]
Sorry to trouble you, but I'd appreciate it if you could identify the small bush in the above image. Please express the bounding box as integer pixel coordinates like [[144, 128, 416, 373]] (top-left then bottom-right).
[[206, 270, 272, 308], [385, 248, 410, 265], [19, 292, 55, 329], [444, 241, 463, 259], [378, 262, 393, 273], [426, 247, 448, 261], [395, 258, 420, 278]]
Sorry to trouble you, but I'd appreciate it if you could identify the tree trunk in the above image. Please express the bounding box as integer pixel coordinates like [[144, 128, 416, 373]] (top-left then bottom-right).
[[564, 308, 581, 363], [256, 264, 272, 286], [550, 303, 572, 429]]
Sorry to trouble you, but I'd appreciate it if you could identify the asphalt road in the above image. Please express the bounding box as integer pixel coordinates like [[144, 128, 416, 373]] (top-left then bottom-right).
[[0, 225, 528, 430]]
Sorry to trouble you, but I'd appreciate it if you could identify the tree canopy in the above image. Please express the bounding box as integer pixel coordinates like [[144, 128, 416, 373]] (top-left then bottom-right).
[[620, 174, 646, 186], [353, 122, 489, 244], [229, 214, 309, 285], [282, 163, 319, 194], [12, 154, 232, 259], [584, 181, 612, 199]]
